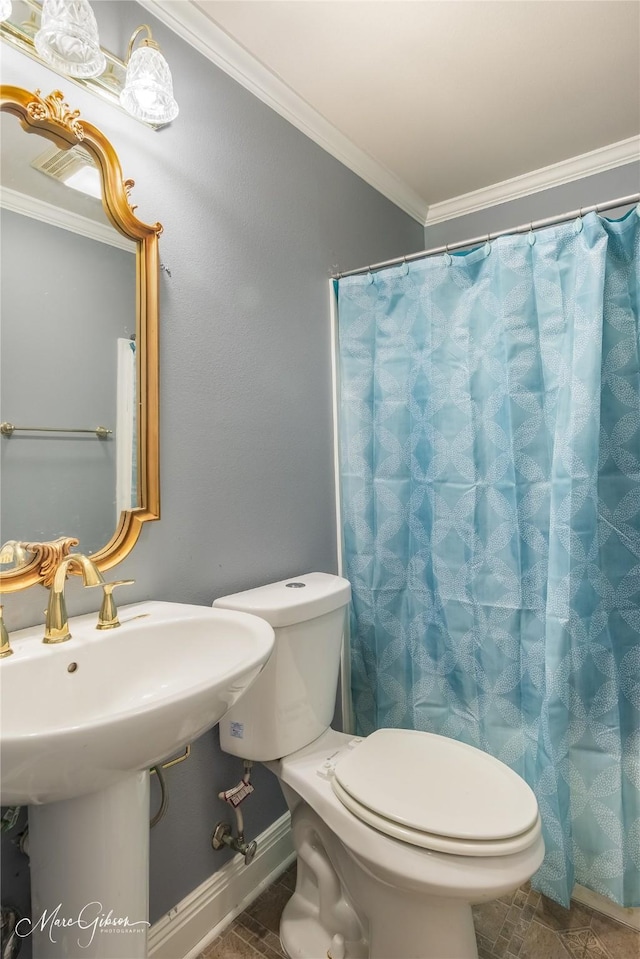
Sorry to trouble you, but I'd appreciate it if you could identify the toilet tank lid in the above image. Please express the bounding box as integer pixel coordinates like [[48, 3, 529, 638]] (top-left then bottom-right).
[[213, 572, 351, 628]]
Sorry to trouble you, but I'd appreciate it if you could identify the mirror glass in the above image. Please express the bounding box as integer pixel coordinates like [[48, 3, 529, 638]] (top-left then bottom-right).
[[0, 85, 160, 591], [0, 109, 138, 559]]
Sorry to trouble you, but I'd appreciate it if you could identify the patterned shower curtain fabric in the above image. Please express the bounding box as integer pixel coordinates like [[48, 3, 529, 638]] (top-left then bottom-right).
[[336, 208, 640, 908]]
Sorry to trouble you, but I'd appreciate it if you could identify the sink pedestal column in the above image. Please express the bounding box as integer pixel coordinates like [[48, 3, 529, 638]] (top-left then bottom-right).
[[27, 771, 150, 959]]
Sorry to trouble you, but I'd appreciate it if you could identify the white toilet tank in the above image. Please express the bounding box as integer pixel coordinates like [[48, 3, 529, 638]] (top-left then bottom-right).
[[214, 572, 351, 761]]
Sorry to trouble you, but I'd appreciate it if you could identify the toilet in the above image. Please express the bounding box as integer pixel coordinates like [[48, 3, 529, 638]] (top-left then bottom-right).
[[214, 573, 544, 959]]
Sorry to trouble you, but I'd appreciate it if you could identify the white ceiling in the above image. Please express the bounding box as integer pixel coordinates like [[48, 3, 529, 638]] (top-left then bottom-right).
[[145, 1, 640, 223]]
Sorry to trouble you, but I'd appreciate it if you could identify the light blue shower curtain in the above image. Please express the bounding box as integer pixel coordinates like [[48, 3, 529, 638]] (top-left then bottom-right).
[[336, 208, 640, 908]]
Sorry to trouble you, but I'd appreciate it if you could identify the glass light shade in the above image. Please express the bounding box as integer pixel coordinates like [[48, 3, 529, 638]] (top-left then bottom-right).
[[35, 0, 106, 78], [0, 0, 12, 23], [120, 45, 179, 124]]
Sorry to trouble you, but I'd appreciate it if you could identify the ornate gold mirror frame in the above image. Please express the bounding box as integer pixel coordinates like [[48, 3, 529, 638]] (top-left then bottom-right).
[[0, 86, 161, 592]]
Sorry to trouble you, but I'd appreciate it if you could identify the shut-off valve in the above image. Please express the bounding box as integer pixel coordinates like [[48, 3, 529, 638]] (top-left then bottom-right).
[[212, 760, 258, 866]]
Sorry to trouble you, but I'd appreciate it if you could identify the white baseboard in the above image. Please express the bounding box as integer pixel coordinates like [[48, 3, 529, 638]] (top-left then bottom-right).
[[573, 884, 640, 932], [148, 812, 295, 959]]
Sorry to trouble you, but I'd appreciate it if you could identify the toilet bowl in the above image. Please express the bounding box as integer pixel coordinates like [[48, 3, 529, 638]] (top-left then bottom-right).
[[215, 573, 544, 959], [272, 729, 543, 959]]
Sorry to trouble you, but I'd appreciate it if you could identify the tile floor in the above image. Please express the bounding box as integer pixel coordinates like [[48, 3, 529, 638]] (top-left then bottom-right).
[[199, 864, 640, 959]]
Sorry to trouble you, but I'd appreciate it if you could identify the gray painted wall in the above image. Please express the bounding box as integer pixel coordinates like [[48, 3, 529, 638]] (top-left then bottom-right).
[[0, 0, 424, 935], [1, 209, 135, 554]]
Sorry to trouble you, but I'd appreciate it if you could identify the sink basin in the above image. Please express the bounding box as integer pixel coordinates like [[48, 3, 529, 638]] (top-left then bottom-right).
[[0, 600, 274, 805], [1, 600, 274, 959]]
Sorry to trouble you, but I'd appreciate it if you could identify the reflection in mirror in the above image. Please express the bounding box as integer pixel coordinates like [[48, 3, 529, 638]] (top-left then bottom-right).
[[0, 108, 137, 556], [0, 540, 34, 572], [0, 85, 161, 592]]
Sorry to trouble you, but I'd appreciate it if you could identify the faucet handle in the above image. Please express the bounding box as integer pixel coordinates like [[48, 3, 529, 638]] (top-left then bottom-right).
[[96, 580, 135, 630], [0, 605, 13, 658]]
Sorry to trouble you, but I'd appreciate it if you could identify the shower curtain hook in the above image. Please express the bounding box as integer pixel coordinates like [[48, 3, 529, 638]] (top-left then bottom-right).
[[402, 256, 409, 276], [484, 233, 492, 256], [367, 268, 374, 285], [575, 208, 584, 234], [444, 243, 452, 266], [528, 222, 536, 246]]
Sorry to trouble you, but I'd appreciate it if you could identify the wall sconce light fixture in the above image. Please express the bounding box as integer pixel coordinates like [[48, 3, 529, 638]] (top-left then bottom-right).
[[35, 0, 105, 78], [120, 25, 178, 124], [1, 0, 179, 126]]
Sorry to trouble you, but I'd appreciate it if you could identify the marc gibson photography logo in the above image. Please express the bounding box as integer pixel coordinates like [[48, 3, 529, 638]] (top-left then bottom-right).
[[16, 902, 150, 948]]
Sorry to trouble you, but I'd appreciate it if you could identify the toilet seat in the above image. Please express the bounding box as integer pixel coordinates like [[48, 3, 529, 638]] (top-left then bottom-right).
[[331, 728, 540, 858], [332, 777, 541, 857]]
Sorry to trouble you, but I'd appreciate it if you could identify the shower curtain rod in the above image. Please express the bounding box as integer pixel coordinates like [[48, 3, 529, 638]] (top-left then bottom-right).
[[333, 192, 640, 280]]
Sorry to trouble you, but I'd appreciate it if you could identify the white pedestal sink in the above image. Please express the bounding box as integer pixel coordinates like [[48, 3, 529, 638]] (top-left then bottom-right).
[[0, 601, 275, 959]]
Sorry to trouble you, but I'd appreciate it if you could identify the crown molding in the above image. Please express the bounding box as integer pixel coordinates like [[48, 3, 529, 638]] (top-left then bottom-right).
[[0, 186, 136, 252], [136, 0, 429, 224], [425, 136, 640, 226]]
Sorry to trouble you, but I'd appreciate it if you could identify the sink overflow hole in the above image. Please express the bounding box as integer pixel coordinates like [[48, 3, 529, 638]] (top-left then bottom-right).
[[67, 662, 78, 673]]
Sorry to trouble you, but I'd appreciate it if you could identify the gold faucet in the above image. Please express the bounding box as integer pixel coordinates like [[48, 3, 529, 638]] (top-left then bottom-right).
[[96, 579, 135, 629], [44, 554, 104, 643], [0, 605, 12, 658]]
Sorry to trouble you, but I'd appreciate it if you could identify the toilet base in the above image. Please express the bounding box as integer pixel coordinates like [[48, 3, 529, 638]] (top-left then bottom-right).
[[281, 883, 478, 959], [281, 800, 479, 959], [280, 896, 368, 959], [357, 873, 478, 959], [281, 803, 368, 958]]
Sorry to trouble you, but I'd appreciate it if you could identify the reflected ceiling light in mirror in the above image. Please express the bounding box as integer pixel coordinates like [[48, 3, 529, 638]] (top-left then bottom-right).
[[120, 25, 178, 125], [63, 164, 101, 198], [35, 0, 105, 78], [31, 142, 102, 198], [0, 1, 12, 23]]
